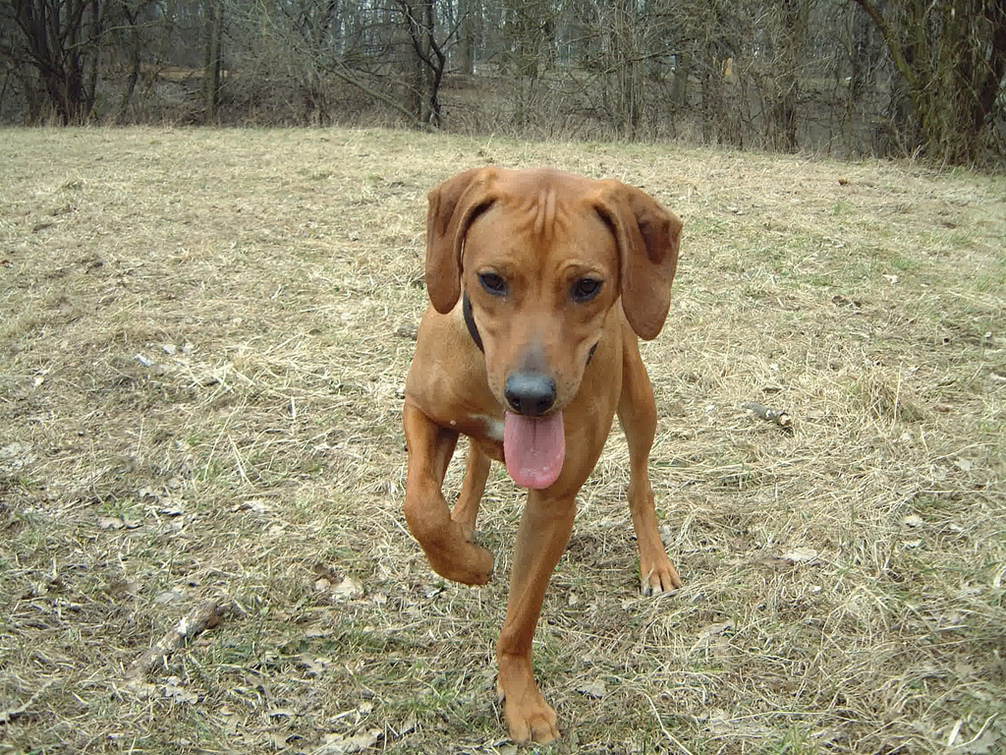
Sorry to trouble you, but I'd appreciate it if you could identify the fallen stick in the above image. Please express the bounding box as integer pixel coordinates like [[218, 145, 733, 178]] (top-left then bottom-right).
[[126, 599, 226, 683], [742, 401, 792, 429], [0, 680, 54, 725]]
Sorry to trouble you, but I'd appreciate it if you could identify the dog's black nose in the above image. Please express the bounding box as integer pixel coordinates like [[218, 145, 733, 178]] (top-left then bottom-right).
[[504, 372, 557, 416]]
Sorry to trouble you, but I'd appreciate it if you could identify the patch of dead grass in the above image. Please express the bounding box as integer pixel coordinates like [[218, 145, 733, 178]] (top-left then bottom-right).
[[1, 127, 1004, 753]]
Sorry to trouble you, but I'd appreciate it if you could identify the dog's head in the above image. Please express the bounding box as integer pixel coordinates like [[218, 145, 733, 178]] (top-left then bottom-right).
[[425, 167, 682, 487]]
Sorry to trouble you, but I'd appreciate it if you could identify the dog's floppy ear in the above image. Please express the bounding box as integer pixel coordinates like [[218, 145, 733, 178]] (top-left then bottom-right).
[[425, 167, 498, 314], [596, 182, 682, 340]]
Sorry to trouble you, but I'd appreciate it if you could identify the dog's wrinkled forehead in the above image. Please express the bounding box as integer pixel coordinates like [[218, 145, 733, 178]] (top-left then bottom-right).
[[473, 169, 603, 245]]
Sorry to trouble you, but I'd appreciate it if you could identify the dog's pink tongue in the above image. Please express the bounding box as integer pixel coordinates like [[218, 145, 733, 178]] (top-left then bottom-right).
[[503, 411, 565, 490]]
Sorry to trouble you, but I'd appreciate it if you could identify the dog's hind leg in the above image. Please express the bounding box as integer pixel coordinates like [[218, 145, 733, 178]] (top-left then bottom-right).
[[617, 332, 682, 595]]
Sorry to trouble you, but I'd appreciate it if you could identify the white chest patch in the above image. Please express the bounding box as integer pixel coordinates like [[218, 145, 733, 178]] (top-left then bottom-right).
[[471, 414, 505, 443]]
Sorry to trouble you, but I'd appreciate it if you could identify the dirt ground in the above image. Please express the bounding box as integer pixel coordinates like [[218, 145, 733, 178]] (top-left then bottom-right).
[[1, 128, 1004, 754]]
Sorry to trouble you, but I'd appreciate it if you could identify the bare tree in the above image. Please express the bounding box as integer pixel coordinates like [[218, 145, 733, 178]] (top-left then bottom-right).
[[397, 0, 452, 126], [111, 2, 145, 122], [608, 0, 643, 139], [5, 0, 105, 123], [763, 0, 807, 152], [501, 0, 555, 128]]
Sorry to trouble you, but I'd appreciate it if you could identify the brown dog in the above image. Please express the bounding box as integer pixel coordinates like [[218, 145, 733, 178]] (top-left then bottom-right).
[[403, 166, 683, 743]]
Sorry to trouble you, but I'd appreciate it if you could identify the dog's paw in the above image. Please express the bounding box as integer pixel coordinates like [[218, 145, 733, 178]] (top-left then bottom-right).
[[503, 691, 559, 744], [426, 522, 494, 586], [640, 555, 682, 595]]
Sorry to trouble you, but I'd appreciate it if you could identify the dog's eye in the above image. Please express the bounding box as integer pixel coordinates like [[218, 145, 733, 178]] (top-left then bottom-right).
[[571, 278, 603, 303], [479, 272, 508, 296]]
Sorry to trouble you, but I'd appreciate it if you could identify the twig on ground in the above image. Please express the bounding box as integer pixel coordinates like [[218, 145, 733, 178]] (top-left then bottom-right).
[[742, 401, 792, 429], [126, 599, 227, 683], [642, 691, 695, 755], [0, 680, 54, 725]]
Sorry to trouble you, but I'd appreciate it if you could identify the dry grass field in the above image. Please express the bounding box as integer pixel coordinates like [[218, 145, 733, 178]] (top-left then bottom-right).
[[1, 128, 1004, 754]]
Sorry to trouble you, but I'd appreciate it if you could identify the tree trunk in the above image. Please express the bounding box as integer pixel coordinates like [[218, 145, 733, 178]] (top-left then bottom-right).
[[459, 0, 475, 75], [672, 50, 691, 111], [85, 0, 100, 116], [764, 0, 803, 152], [115, 11, 143, 123], [853, 0, 1006, 164], [612, 0, 642, 139], [202, 0, 223, 123]]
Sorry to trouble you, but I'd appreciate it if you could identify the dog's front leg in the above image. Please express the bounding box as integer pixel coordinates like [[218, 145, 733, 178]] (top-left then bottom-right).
[[450, 441, 492, 537], [403, 402, 494, 586], [618, 334, 683, 595], [496, 490, 576, 744]]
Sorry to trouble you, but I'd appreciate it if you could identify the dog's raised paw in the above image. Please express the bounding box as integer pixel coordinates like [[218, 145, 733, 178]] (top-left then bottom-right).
[[426, 524, 494, 586]]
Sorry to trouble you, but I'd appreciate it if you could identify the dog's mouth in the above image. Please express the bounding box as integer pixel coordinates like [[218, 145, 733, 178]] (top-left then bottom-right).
[[503, 410, 565, 490]]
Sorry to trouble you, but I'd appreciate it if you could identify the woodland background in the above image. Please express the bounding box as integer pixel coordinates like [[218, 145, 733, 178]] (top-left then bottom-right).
[[3, 0, 1006, 166]]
